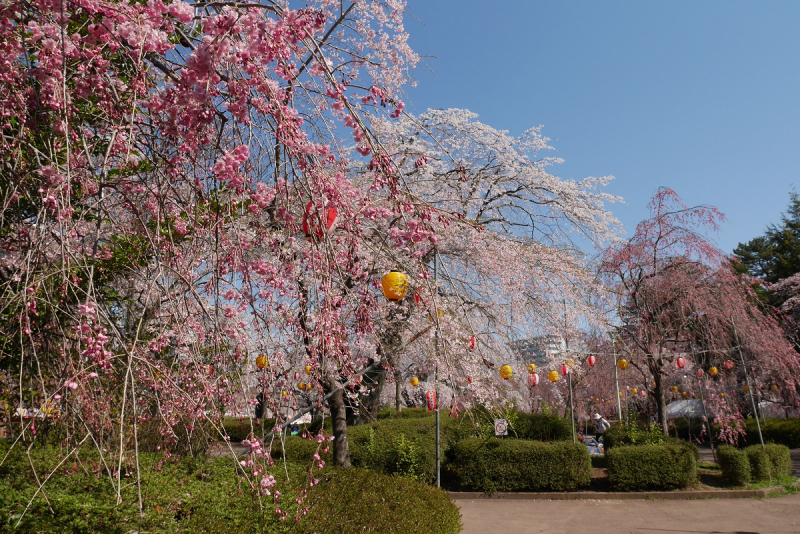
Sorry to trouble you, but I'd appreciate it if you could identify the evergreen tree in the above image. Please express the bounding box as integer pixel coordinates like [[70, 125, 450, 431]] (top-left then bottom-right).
[[734, 192, 800, 282]]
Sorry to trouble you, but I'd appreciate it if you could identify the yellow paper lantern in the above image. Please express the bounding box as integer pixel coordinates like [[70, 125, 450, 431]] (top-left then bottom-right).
[[304, 365, 312, 375], [409, 376, 420, 387], [297, 381, 306, 390], [281, 390, 287, 397], [527, 363, 537, 374], [719, 392, 725, 398], [681, 391, 687, 397], [742, 385, 749, 393], [709, 366, 719, 377], [499, 365, 513, 380], [771, 384, 779, 391], [632, 388, 638, 395], [617, 359, 628, 370], [548, 370, 559, 383], [256, 354, 268, 370], [381, 271, 408, 300]]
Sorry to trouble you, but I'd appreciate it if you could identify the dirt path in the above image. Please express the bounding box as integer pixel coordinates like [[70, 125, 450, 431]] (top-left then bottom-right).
[[455, 492, 800, 534]]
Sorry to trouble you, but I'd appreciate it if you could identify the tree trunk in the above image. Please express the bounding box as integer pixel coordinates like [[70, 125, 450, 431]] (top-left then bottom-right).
[[354, 362, 386, 424], [327, 387, 352, 468], [395, 371, 402, 412]]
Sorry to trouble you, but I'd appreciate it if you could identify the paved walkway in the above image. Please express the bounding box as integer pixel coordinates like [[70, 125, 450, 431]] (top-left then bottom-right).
[[455, 492, 800, 534]]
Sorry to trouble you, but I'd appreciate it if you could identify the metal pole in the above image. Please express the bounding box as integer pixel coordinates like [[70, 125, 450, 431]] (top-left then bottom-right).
[[731, 317, 765, 450], [434, 248, 441, 489], [612, 334, 622, 422], [568, 369, 576, 443]]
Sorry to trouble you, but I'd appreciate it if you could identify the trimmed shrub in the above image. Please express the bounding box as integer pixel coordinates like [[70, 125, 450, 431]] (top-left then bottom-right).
[[743, 418, 800, 448], [377, 407, 434, 420], [745, 444, 792, 481], [765, 443, 793, 477], [718, 445, 751, 486], [349, 417, 440, 483], [747, 445, 772, 481], [296, 468, 461, 534], [221, 417, 275, 442], [511, 412, 572, 442], [0, 443, 460, 534], [603, 422, 675, 450], [270, 435, 332, 464], [606, 443, 697, 491], [445, 438, 591, 492]]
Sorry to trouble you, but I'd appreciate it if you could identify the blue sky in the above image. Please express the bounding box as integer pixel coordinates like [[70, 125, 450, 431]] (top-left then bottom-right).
[[401, 1, 800, 253]]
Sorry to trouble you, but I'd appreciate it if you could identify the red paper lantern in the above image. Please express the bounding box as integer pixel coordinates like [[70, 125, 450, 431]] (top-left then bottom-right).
[[723, 359, 734, 371], [528, 373, 539, 387], [467, 376, 472, 384], [639, 390, 646, 398], [560, 364, 569, 376], [426, 391, 437, 412], [302, 201, 338, 238], [587, 355, 597, 367], [414, 292, 421, 304], [696, 369, 704, 378], [676, 356, 686, 369], [469, 336, 476, 351]]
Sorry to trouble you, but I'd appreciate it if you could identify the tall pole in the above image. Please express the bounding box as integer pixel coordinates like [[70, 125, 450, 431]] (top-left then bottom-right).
[[568, 368, 576, 443], [612, 333, 622, 422], [731, 317, 765, 450], [434, 248, 441, 489], [564, 302, 575, 442]]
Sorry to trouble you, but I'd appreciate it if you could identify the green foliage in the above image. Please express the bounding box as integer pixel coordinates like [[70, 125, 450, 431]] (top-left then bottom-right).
[[294, 468, 461, 534], [734, 191, 800, 284], [742, 418, 800, 448], [0, 443, 460, 534], [718, 445, 751, 486], [377, 407, 434, 420], [348, 417, 441, 483], [445, 438, 591, 492], [270, 435, 331, 465], [606, 443, 697, 491], [746, 444, 792, 482], [603, 422, 673, 449], [222, 417, 276, 443], [443, 406, 571, 443], [511, 412, 573, 441]]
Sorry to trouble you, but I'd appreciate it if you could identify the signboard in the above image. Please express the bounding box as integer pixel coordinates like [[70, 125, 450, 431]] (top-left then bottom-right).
[[426, 391, 437, 412], [494, 418, 508, 436]]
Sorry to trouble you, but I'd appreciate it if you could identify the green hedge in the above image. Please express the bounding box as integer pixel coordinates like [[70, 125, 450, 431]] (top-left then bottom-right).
[[221, 417, 276, 442], [718, 445, 751, 486], [718, 443, 791, 486], [348, 417, 441, 483], [445, 438, 591, 492], [603, 422, 677, 450], [0, 442, 460, 533], [606, 443, 697, 491], [746, 444, 792, 481], [743, 418, 800, 448], [511, 412, 572, 442], [295, 468, 461, 534]]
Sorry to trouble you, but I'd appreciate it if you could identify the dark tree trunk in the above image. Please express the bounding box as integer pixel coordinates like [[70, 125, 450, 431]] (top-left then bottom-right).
[[395, 371, 402, 412], [355, 363, 386, 424], [652, 353, 669, 436], [327, 386, 351, 468]]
